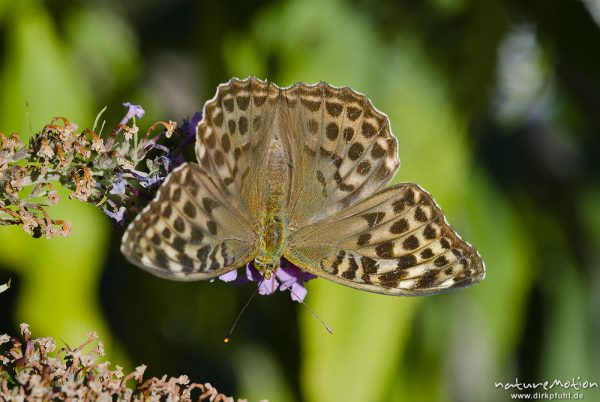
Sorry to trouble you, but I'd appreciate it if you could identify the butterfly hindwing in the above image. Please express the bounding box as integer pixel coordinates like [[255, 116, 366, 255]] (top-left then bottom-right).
[[121, 163, 257, 280], [285, 183, 485, 295]]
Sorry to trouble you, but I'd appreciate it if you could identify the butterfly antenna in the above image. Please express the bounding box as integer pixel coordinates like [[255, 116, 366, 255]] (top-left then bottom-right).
[[297, 294, 334, 335], [268, 267, 334, 335], [224, 276, 264, 343]]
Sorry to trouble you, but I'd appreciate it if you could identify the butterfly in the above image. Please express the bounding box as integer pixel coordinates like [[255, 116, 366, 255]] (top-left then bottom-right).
[[121, 77, 485, 296]]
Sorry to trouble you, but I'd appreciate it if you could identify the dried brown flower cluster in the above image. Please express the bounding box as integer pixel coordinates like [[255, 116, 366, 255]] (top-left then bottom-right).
[[0, 104, 199, 238], [0, 324, 241, 401]]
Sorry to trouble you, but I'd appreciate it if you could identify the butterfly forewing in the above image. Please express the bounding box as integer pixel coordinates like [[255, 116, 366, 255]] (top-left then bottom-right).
[[286, 183, 485, 295], [196, 78, 279, 217], [280, 83, 399, 228]]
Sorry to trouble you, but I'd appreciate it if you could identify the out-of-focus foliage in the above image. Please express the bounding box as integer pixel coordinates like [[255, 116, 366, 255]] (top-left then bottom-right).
[[0, 0, 598, 401]]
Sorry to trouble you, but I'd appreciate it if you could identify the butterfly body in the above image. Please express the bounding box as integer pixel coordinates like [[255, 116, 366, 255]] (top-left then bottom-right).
[[121, 77, 485, 296], [254, 117, 293, 277], [255, 212, 288, 278]]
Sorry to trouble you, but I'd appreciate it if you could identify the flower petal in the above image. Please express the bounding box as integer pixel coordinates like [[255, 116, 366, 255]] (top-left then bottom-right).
[[109, 173, 127, 195], [245, 263, 262, 282], [258, 276, 278, 295], [290, 282, 308, 302], [101, 206, 126, 225], [120, 102, 145, 125], [218, 270, 238, 282]]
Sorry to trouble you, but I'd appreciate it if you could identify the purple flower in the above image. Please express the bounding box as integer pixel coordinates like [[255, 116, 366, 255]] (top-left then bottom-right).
[[173, 112, 202, 166], [143, 143, 180, 173], [101, 205, 126, 225], [129, 171, 164, 188], [139, 175, 162, 188], [182, 112, 202, 141], [109, 173, 127, 195], [218, 270, 238, 282], [120, 103, 145, 126], [145, 143, 170, 154], [275, 262, 316, 302], [219, 259, 316, 302]]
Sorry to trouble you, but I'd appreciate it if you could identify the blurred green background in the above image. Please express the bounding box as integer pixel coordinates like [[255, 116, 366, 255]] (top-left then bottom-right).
[[1, 0, 599, 400]]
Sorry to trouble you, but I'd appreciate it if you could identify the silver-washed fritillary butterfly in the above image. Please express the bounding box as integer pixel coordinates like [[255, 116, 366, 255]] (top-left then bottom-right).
[[121, 77, 485, 296]]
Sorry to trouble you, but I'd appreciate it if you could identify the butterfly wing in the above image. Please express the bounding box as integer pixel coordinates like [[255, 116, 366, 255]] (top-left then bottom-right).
[[280, 82, 484, 294], [279, 82, 399, 228], [285, 183, 485, 295], [121, 163, 257, 280], [121, 77, 279, 279], [196, 77, 280, 218]]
